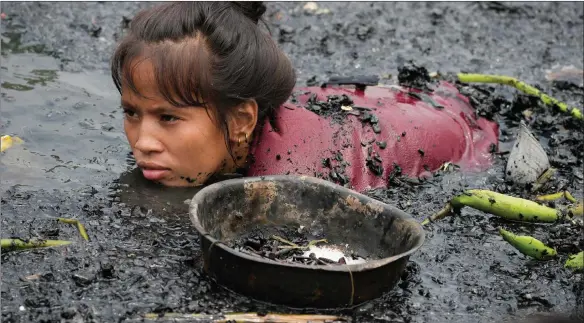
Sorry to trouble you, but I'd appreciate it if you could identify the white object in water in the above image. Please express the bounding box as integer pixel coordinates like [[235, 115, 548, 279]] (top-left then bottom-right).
[[506, 121, 550, 185]]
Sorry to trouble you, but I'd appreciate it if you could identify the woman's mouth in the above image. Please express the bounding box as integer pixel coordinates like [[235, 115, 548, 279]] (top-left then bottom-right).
[[137, 162, 171, 181]]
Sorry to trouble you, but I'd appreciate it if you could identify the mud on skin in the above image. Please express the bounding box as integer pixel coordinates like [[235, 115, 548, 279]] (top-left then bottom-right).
[[1, 2, 584, 323]]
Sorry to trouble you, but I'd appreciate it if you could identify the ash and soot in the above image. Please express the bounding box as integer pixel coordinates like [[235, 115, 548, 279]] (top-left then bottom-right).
[[1, 2, 583, 323]]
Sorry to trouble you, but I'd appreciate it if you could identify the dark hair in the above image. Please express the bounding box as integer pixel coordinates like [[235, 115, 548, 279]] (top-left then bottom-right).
[[111, 1, 296, 157]]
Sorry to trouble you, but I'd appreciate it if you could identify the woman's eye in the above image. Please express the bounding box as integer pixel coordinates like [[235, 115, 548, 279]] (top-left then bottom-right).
[[123, 109, 137, 118], [161, 114, 180, 122]]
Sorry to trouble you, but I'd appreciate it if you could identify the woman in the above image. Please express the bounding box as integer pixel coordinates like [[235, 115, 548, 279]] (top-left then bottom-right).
[[111, 1, 499, 192]]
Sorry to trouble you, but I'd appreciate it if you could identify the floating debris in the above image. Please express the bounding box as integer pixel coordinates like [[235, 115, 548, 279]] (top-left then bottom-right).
[[1, 135, 24, 152], [1, 238, 72, 251], [536, 191, 577, 203], [303, 2, 319, 13], [567, 203, 583, 218], [57, 217, 89, 241], [457, 73, 583, 120], [422, 189, 560, 225], [545, 65, 584, 87], [531, 167, 557, 193], [499, 228, 557, 260], [506, 122, 550, 185], [302, 2, 331, 16], [564, 251, 583, 271]]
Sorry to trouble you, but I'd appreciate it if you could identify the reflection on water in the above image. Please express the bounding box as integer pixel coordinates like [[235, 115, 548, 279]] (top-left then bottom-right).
[[115, 167, 203, 218], [1, 30, 47, 55], [1, 69, 58, 91], [1, 53, 128, 190]]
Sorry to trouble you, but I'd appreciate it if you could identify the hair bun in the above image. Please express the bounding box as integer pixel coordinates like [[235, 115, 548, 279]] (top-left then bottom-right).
[[232, 1, 267, 24]]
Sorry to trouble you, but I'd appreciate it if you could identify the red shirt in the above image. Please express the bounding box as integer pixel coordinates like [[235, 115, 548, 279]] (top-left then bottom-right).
[[247, 81, 499, 192]]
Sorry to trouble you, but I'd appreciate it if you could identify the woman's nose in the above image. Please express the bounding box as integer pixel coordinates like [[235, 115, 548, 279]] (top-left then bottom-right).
[[134, 124, 165, 154]]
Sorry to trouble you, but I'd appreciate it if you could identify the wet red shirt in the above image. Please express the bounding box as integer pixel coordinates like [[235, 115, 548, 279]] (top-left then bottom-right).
[[246, 81, 499, 192]]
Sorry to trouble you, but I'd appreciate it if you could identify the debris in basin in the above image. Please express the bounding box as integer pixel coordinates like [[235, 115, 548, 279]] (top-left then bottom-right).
[[226, 225, 367, 266], [302, 245, 367, 265]]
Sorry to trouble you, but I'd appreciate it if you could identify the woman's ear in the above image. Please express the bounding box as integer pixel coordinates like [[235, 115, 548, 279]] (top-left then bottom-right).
[[229, 99, 258, 145]]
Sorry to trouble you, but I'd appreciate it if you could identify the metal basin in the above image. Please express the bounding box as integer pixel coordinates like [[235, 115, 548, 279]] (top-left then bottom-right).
[[189, 175, 425, 309]]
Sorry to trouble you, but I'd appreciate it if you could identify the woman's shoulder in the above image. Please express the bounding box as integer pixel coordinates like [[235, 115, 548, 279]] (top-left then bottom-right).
[[246, 96, 341, 178]]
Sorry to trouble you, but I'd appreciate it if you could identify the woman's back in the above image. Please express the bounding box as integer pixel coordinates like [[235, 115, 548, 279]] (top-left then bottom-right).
[[247, 81, 499, 192]]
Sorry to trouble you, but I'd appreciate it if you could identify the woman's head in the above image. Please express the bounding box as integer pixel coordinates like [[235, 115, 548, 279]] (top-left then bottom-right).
[[111, 1, 296, 187]]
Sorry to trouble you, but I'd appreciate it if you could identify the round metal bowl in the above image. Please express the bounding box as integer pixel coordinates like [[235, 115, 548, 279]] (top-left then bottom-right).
[[189, 175, 425, 309]]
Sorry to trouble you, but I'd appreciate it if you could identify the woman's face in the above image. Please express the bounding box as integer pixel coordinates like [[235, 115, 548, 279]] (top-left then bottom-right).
[[120, 59, 234, 187]]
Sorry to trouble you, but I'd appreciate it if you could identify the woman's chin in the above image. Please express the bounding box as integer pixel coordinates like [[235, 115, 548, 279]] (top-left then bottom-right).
[[146, 174, 205, 188]]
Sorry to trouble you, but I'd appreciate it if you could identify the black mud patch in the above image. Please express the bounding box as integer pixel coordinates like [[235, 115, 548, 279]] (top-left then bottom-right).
[[397, 61, 437, 92], [290, 90, 359, 125]]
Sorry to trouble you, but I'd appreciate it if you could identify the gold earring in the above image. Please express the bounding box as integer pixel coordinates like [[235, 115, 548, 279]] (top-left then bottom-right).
[[238, 137, 242, 145], [244, 133, 248, 143]]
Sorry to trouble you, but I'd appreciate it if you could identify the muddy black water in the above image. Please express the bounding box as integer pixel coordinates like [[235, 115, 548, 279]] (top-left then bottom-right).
[[1, 2, 583, 323]]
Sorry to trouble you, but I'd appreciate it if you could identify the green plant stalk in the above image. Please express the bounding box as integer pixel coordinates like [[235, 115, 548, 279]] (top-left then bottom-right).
[[531, 167, 556, 193], [536, 191, 577, 203], [1, 238, 72, 250], [76, 222, 89, 241], [421, 204, 452, 226], [272, 235, 328, 250], [57, 217, 89, 241], [499, 228, 557, 260], [457, 73, 582, 120]]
